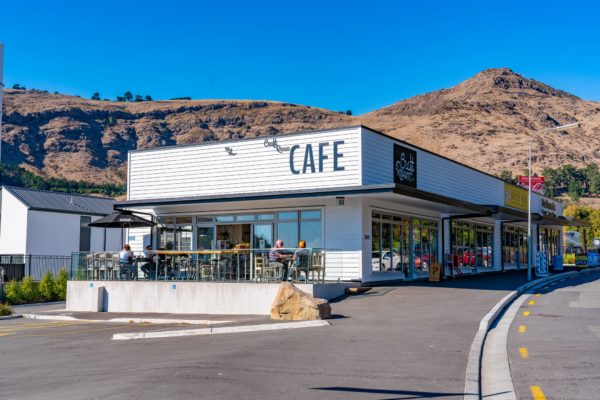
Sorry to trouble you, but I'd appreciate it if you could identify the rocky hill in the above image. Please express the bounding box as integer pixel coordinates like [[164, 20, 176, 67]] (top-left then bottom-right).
[[2, 68, 599, 184]]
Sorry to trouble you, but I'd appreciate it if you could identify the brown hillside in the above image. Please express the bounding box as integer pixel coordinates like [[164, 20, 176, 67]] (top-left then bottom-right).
[[2, 68, 599, 184]]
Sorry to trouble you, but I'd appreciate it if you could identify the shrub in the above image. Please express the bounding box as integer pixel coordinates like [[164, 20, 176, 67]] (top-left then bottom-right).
[[4, 280, 22, 305], [0, 303, 13, 316], [54, 269, 69, 301], [20, 277, 39, 303], [39, 271, 56, 301]]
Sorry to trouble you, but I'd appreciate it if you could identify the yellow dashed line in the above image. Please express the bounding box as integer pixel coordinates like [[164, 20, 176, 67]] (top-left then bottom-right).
[[535, 294, 541, 297], [0, 321, 89, 332], [519, 347, 529, 359], [524, 311, 530, 317], [518, 325, 526, 333], [528, 300, 535, 306], [530, 385, 547, 400], [11, 324, 134, 338]]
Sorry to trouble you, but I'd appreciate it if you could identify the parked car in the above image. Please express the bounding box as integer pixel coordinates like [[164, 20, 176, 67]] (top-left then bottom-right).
[[372, 251, 402, 271]]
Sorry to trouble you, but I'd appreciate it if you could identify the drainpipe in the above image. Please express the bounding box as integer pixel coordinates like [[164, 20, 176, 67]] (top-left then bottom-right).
[[500, 221, 505, 273], [441, 216, 450, 279]]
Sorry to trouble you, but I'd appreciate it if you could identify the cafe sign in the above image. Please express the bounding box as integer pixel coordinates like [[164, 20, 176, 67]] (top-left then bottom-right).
[[541, 198, 558, 216], [393, 144, 417, 187]]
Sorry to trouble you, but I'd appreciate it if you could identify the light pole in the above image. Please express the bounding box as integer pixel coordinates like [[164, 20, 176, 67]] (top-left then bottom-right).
[[527, 122, 580, 281]]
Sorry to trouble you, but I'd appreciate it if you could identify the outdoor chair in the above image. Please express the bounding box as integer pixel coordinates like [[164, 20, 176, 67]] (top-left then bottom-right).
[[85, 253, 98, 280], [254, 255, 266, 281], [310, 252, 325, 282]]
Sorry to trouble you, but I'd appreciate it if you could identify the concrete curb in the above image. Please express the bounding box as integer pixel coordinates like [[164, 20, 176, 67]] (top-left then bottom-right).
[[112, 319, 331, 340], [476, 267, 600, 400], [21, 313, 232, 325], [463, 271, 581, 400]]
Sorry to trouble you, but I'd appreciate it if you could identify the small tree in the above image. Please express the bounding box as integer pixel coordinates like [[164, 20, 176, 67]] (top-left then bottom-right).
[[12, 83, 25, 90], [144, 95, 153, 101], [345, 110, 353, 116], [134, 94, 144, 102], [590, 175, 600, 195], [123, 91, 133, 102], [54, 269, 69, 301], [91, 92, 101, 100], [568, 180, 583, 201], [4, 280, 22, 305], [116, 96, 125, 102], [20, 277, 39, 303], [39, 271, 56, 301]]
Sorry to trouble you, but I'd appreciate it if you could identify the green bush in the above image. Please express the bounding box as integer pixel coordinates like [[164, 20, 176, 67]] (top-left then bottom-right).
[[20, 277, 39, 303], [4, 280, 22, 305], [0, 303, 13, 316], [54, 269, 69, 301], [39, 271, 56, 301]]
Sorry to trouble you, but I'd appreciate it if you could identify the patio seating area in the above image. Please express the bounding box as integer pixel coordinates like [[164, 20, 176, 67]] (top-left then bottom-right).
[[71, 248, 329, 283]]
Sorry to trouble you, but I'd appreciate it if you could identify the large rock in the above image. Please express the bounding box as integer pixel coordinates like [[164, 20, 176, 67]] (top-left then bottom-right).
[[270, 282, 331, 320]]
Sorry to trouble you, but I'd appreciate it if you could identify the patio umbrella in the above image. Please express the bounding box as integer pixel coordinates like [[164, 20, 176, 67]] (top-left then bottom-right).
[[88, 211, 155, 248], [88, 211, 155, 228]]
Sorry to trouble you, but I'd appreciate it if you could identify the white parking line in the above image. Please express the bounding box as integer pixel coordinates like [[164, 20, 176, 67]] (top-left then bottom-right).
[[112, 320, 331, 340]]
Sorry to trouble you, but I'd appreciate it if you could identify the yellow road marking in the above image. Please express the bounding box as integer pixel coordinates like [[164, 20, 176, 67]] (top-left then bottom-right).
[[530, 385, 547, 400], [518, 325, 526, 333], [528, 300, 535, 306], [523, 311, 530, 316], [519, 347, 529, 359], [535, 294, 541, 297]]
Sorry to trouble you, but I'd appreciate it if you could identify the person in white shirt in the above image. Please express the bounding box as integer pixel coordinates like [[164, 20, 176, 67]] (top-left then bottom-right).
[[119, 244, 134, 279], [141, 245, 157, 278]]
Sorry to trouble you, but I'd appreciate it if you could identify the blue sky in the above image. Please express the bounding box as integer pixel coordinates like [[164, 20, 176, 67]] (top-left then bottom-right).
[[1, 0, 599, 115]]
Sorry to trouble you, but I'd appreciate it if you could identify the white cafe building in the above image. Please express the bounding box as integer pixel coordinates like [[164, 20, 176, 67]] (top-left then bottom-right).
[[118, 125, 569, 284]]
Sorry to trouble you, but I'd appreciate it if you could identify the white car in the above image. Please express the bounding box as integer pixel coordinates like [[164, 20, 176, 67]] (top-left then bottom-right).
[[372, 251, 402, 271]]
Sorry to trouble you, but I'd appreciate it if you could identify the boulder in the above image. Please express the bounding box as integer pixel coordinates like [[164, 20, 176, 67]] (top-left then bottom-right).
[[270, 282, 331, 320]]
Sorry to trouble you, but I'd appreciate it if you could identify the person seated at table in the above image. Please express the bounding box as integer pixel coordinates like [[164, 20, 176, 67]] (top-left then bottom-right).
[[119, 244, 135, 279], [141, 245, 157, 278], [292, 240, 310, 281], [269, 239, 292, 280]]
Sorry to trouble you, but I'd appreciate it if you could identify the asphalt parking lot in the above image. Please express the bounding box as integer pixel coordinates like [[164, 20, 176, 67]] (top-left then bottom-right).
[[1, 271, 531, 400]]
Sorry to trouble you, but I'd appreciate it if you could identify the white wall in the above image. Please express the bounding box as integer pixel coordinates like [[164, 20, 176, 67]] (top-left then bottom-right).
[[26, 211, 120, 256], [128, 127, 361, 200], [0, 189, 29, 254], [360, 127, 554, 215]]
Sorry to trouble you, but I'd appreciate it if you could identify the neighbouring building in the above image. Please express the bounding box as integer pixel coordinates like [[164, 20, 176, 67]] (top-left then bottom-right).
[[0, 186, 121, 256], [117, 125, 575, 283]]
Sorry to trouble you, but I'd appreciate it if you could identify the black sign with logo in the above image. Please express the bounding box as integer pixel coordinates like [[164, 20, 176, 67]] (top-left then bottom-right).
[[393, 144, 417, 187]]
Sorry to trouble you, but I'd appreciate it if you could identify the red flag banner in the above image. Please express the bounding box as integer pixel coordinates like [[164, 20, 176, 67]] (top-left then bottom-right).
[[517, 176, 545, 194]]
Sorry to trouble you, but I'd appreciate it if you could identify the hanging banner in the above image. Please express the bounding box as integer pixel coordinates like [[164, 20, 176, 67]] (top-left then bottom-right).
[[518, 176, 545, 194]]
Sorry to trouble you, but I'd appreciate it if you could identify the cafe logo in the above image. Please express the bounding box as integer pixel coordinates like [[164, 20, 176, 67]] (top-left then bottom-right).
[[393, 144, 417, 187], [264, 138, 290, 153], [224, 147, 236, 156]]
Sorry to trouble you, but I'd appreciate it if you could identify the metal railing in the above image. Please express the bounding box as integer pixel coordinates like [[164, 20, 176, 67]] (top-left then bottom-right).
[[0, 254, 71, 281], [71, 248, 340, 283]]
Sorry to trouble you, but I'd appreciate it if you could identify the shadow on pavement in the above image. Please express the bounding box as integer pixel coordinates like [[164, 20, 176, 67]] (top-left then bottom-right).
[[311, 386, 479, 399]]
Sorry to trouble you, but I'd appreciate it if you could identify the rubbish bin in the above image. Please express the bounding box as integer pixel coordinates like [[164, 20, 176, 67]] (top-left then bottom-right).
[[429, 262, 442, 282]]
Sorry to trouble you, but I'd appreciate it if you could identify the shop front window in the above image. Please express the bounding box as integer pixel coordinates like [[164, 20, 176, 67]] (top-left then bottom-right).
[[502, 225, 527, 267], [451, 221, 494, 270], [372, 212, 437, 275]]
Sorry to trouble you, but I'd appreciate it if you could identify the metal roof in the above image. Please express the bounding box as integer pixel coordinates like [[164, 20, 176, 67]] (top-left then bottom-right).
[[2, 186, 115, 216]]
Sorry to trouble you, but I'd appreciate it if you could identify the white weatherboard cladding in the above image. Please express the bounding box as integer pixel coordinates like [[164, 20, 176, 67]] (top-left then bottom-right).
[[128, 128, 361, 201], [360, 128, 547, 213]]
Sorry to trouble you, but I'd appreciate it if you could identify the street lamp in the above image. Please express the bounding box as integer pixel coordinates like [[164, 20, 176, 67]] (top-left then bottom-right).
[[527, 122, 580, 281]]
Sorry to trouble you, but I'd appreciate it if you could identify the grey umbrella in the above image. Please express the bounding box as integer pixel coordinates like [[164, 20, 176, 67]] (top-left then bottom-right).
[[88, 211, 155, 228], [88, 211, 155, 248]]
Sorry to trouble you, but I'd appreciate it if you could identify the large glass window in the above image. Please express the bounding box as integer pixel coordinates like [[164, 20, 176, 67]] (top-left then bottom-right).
[[538, 228, 561, 257], [372, 212, 436, 275], [197, 226, 215, 249], [451, 221, 493, 270], [502, 225, 527, 267]]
